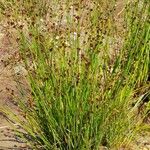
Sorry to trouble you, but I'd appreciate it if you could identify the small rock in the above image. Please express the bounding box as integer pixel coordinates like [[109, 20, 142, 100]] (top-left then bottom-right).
[[14, 64, 27, 76]]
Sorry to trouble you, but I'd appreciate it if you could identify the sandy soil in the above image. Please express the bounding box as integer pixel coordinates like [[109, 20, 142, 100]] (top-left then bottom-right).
[[0, 27, 29, 149]]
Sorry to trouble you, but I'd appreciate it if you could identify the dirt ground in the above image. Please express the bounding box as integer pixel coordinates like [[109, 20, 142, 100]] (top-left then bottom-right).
[[0, 26, 29, 149]]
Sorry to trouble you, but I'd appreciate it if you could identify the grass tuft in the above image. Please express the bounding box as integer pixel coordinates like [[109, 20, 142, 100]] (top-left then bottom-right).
[[0, 0, 149, 149]]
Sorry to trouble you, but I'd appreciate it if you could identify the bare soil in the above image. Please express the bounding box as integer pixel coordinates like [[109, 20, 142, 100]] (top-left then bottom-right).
[[0, 28, 29, 149]]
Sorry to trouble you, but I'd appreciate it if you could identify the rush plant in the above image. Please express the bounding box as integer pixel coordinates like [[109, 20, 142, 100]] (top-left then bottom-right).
[[0, 0, 149, 149]]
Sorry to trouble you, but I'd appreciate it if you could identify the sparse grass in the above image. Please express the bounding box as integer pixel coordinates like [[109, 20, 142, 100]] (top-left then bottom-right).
[[0, 0, 149, 149]]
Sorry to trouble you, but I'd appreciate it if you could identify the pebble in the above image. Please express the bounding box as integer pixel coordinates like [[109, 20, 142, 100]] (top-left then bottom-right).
[[14, 64, 28, 76]]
